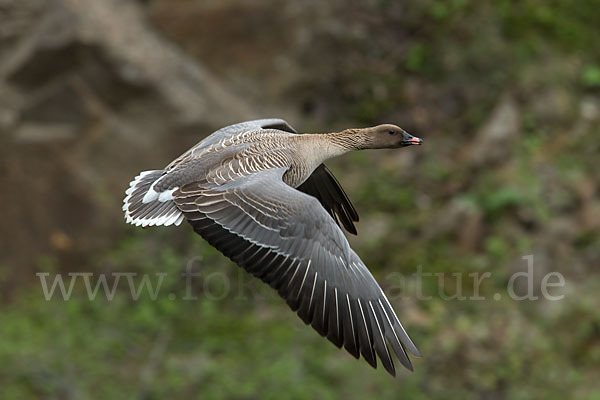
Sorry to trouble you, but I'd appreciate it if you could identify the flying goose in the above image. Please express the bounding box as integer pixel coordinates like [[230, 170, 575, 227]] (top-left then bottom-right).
[[123, 119, 423, 376]]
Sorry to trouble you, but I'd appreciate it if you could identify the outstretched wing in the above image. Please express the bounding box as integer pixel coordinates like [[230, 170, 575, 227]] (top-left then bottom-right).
[[174, 168, 420, 376]]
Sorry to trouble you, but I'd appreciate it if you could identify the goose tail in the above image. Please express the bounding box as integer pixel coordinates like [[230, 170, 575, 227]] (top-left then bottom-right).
[[122, 170, 184, 227]]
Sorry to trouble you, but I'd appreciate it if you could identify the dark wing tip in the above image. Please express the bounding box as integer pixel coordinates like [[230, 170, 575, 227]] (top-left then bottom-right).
[[409, 346, 423, 358]]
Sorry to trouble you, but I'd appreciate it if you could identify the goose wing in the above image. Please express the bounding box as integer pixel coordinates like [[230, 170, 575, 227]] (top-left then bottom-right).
[[174, 167, 420, 376]]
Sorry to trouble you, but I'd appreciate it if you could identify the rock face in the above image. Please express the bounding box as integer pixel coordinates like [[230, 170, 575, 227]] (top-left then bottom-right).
[[0, 0, 255, 275], [470, 94, 520, 166]]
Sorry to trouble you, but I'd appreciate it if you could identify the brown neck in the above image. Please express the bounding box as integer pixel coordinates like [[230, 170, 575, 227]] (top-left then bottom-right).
[[319, 129, 371, 151]]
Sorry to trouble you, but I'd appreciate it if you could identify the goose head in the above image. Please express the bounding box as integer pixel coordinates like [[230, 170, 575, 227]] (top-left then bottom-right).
[[355, 124, 423, 150]]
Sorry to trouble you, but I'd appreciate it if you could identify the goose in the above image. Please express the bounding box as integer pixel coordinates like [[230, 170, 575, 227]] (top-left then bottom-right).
[[123, 119, 423, 376]]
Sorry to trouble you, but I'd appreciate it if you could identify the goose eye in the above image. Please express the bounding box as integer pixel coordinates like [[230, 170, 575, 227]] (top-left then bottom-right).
[[388, 130, 396, 135]]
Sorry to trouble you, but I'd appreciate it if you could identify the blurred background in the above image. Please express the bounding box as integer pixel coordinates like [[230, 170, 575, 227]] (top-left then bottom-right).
[[1, 0, 599, 398]]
